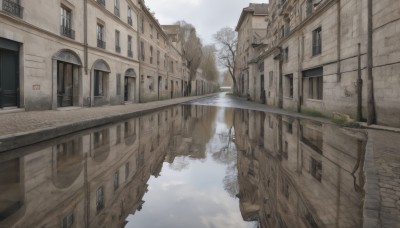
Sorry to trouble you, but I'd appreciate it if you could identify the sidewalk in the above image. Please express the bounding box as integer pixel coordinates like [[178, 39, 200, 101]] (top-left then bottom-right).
[[0, 95, 214, 152]]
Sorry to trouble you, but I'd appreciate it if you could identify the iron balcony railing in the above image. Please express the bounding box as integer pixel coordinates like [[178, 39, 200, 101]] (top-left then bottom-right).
[[128, 50, 133, 58], [97, 39, 106, 49], [127, 17, 132, 26], [2, 0, 23, 18], [115, 46, 121, 53], [114, 7, 120, 17], [97, 0, 105, 7], [60, 25, 75, 40]]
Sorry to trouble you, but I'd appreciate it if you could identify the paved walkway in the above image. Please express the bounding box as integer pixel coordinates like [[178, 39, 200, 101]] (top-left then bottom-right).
[[0, 95, 214, 152]]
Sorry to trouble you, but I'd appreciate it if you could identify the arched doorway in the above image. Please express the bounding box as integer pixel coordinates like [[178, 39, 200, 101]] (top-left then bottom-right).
[[52, 138, 83, 189], [91, 60, 110, 106], [52, 49, 82, 108], [124, 68, 136, 102]]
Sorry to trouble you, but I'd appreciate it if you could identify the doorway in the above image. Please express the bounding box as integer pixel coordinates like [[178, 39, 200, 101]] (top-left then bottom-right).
[[57, 61, 74, 107], [0, 48, 19, 108]]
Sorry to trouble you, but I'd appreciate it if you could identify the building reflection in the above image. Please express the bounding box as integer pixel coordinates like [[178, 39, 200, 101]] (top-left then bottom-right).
[[234, 109, 366, 228], [0, 105, 216, 228]]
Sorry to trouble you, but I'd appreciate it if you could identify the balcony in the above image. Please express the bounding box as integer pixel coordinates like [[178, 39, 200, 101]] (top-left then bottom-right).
[[97, 39, 106, 49], [127, 17, 132, 26], [114, 7, 120, 17], [2, 0, 23, 18], [60, 25, 75, 40], [115, 46, 121, 53], [97, 0, 105, 7], [128, 50, 133, 58]]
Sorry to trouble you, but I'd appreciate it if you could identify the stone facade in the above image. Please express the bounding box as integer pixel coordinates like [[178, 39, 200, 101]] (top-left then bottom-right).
[[234, 108, 366, 227], [0, 104, 216, 228], [0, 0, 216, 112], [237, 0, 400, 127]]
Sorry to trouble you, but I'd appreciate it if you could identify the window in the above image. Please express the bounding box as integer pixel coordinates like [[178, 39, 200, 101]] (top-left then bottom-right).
[[115, 30, 120, 53], [306, 0, 313, 17], [285, 74, 293, 98], [148, 76, 154, 91], [94, 70, 107, 96], [310, 157, 322, 182], [116, 125, 122, 144], [309, 76, 323, 100], [60, 6, 74, 39], [2, 0, 23, 18], [287, 122, 293, 134], [61, 213, 74, 228], [283, 141, 288, 159], [97, 24, 105, 49], [116, 74, 121, 95], [170, 61, 174, 73], [127, 7, 133, 26], [114, 171, 119, 191], [312, 27, 322, 56], [283, 47, 289, 63], [269, 71, 273, 88], [140, 41, 145, 61], [125, 162, 129, 180], [96, 186, 104, 213], [303, 67, 323, 100], [150, 46, 153, 64], [128, 36, 133, 57], [157, 50, 160, 65], [114, 0, 119, 17], [150, 24, 154, 39], [165, 79, 168, 89], [280, 26, 285, 38], [141, 16, 145, 33], [97, 0, 105, 6]]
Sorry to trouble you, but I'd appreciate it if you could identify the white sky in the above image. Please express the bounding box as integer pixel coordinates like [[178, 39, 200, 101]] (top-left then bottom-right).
[[144, 0, 269, 45]]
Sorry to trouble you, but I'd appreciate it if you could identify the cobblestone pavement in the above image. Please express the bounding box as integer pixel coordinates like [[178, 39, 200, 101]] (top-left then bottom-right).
[[368, 130, 400, 228]]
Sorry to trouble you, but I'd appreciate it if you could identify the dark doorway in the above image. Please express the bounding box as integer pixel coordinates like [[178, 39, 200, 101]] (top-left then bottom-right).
[[170, 80, 173, 98], [57, 61, 74, 107], [124, 77, 129, 102], [260, 74, 265, 104], [0, 49, 19, 108]]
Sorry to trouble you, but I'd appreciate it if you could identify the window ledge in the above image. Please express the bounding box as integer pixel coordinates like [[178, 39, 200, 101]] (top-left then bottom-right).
[[306, 98, 323, 102]]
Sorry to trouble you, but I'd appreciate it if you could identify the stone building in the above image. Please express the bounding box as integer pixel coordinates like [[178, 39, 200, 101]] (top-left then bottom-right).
[[0, 0, 216, 112], [0, 0, 141, 110], [235, 3, 269, 99], [238, 0, 400, 127]]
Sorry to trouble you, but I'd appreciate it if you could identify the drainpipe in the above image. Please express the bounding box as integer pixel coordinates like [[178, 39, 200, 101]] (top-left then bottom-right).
[[367, 0, 376, 125], [84, 0, 88, 74], [278, 47, 283, 109], [336, 0, 341, 82], [357, 43, 363, 121]]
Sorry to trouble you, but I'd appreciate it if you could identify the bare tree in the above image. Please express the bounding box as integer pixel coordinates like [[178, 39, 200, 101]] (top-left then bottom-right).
[[175, 21, 203, 82], [200, 45, 219, 82], [213, 27, 238, 94]]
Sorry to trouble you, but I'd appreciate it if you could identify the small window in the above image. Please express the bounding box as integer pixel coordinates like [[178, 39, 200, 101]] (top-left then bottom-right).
[[285, 74, 293, 98], [157, 50, 160, 65], [310, 157, 322, 182], [127, 7, 133, 26], [125, 162, 129, 180], [96, 186, 104, 213], [140, 41, 145, 61], [116, 125, 121, 144], [114, 0, 120, 17], [115, 30, 120, 53], [97, 24, 105, 49], [269, 71, 273, 88], [114, 171, 119, 191], [287, 122, 293, 134], [150, 46, 153, 64], [312, 27, 322, 56], [61, 6, 74, 39], [283, 47, 289, 63], [61, 213, 74, 228], [128, 36, 133, 57], [141, 16, 145, 33]]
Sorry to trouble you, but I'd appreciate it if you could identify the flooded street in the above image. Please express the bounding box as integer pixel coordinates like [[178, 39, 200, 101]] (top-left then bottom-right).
[[0, 100, 370, 227]]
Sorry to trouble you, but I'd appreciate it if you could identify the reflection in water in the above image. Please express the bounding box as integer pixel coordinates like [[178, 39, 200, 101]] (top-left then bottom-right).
[[0, 105, 367, 228]]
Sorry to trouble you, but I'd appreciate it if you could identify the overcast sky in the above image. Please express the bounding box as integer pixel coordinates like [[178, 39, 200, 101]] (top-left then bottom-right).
[[145, 0, 269, 45]]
